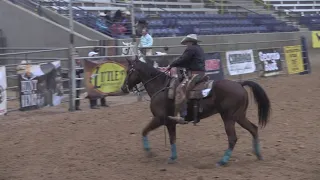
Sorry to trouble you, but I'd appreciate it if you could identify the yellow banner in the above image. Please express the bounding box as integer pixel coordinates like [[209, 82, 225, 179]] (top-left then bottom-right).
[[90, 62, 127, 94], [312, 31, 320, 48], [283, 45, 304, 75], [84, 60, 128, 98]]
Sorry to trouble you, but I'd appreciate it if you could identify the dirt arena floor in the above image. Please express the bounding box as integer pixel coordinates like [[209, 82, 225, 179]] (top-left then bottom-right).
[[0, 53, 319, 180]]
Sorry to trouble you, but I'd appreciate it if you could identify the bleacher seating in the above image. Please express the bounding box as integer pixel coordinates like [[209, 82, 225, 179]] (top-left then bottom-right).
[[32, 0, 299, 38], [299, 14, 320, 30], [264, 0, 320, 16], [262, 0, 320, 30]]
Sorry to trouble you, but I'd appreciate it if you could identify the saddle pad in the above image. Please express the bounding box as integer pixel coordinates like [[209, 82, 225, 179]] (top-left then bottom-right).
[[189, 81, 214, 99]]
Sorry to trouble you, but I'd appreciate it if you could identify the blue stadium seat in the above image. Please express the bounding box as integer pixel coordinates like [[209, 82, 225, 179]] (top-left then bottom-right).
[[43, 0, 301, 38]]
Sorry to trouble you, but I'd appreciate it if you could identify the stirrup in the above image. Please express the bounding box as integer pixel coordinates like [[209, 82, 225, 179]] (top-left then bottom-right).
[[192, 119, 199, 125], [168, 116, 188, 125]]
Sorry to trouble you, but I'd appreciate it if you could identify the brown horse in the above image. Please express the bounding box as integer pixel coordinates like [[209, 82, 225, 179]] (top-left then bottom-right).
[[121, 57, 271, 166]]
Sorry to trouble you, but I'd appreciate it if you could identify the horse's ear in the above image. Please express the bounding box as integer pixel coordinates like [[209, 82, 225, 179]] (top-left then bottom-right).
[[135, 55, 139, 61], [122, 42, 128, 46]]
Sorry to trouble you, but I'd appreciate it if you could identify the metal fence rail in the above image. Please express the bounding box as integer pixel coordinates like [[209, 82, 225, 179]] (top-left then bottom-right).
[[0, 36, 310, 114]]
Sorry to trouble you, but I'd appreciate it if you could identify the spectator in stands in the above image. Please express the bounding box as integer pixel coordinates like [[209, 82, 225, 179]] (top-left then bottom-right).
[[87, 48, 108, 109], [99, 11, 112, 27], [139, 28, 153, 56], [113, 9, 123, 23], [136, 19, 148, 36], [121, 10, 132, 35], [104, 10, 112, 23], [110, 23, 127, 38], [75, 51, 83, 111]]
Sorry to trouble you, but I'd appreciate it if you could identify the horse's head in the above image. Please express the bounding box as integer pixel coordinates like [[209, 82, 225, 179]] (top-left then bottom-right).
[[121, 56, 141, 93], [16, 60, 31, 73], [122, 42, 133, 56]]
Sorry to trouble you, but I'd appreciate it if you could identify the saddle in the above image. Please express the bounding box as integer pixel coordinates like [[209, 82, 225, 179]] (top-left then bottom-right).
[[168, 75, 214, 100]]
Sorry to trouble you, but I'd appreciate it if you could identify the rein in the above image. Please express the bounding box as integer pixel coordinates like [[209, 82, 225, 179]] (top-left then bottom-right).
[[133, 69, 171, 101]]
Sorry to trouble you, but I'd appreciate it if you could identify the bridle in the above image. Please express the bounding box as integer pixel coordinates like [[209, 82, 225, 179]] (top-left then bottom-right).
[[124, 63, 171, 100], [122, 46, 131, 56]]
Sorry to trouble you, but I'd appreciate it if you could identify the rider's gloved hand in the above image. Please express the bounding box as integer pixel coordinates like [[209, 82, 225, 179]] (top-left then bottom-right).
[[166, 65, 172, 71]]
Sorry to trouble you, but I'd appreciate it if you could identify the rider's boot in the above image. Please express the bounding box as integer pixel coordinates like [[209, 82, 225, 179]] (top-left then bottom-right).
[[192, 101, 199, 125], [169, 102, 188, 124]]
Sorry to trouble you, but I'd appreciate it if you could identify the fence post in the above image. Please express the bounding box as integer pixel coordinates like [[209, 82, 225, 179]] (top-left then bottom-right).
[[129, 0, 142, 102], [300, 36, 311, 75], [68, 0, 76, 111]]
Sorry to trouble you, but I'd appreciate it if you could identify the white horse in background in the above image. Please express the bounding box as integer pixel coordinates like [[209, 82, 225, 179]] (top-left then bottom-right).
[[121, 42, 168, 68], [121, 42, 146, 63]]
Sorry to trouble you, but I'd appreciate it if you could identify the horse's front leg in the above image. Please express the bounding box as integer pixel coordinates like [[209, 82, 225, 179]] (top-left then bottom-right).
[[166, 121, 177, 164], [142, 117, 162, 154]]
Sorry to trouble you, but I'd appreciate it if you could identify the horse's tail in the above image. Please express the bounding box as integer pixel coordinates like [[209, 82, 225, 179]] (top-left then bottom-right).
[[241, 81, 271, 128]]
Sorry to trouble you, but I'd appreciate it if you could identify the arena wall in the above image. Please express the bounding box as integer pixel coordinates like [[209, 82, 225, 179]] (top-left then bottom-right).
[[118, 31, 303, 54], [0, 0, 98, 60]]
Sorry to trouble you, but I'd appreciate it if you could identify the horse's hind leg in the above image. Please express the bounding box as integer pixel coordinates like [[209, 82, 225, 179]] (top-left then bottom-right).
[[237, 117, 263, 160], [217, 112, 238, 166], [142, 117, 162, 153]]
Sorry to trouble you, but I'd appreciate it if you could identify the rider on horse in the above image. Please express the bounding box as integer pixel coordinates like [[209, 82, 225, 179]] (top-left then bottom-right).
[[167, 34, 206, 122]]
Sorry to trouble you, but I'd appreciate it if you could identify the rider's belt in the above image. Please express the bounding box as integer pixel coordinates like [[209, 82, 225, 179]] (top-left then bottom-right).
[[188, 71, 205, 76]]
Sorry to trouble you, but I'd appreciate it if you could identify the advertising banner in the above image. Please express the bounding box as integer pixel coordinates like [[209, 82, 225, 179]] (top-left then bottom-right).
[[283, 45, 304, 75], [258, 49, 283, 77], [204, 52, 224, 81], [0, 66, 7, 115], [311, 31, 320, 48], [19, 61, 64, 111], [84, 59, 127, 99], [226, 49, 256, 76]]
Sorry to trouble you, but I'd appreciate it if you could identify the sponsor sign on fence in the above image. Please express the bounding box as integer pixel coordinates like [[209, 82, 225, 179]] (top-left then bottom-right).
[[283, 45, 304, 75], [84, 60, 127, 98], [226, 49, 256, 76], [204, 52, 224, 81], [19, 61, 64, 111], [0, 66, 7, 115], [311, 31, 320, 48], [258, 49, 283, 77]]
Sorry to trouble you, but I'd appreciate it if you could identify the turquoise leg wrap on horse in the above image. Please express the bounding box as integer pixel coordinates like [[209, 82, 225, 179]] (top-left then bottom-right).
[[170, 144, 177, 160], [142, 136, 150, 151], [218, 149, 232, 165], [253, 138, 262, 159]]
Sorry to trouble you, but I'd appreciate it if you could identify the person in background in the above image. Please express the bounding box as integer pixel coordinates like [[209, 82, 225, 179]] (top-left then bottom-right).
[[104, 10, 112, 24], [136, 19, 148, 36], [113, 9, 122, 23], [139, 28, 153, 56], [99, 10, 112, 27], [74, 51, 83, 111], [121, 10, 131, 35], [87, 48, 109, 109]]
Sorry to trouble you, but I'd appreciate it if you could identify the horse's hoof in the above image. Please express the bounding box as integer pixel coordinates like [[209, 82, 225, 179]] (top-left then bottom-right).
[[167, 157, 177, 164], [145, 150, 154, 158], [257, 155, 263, 161], [252, 151, 263, 160], [216, 161, 227, 167]]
